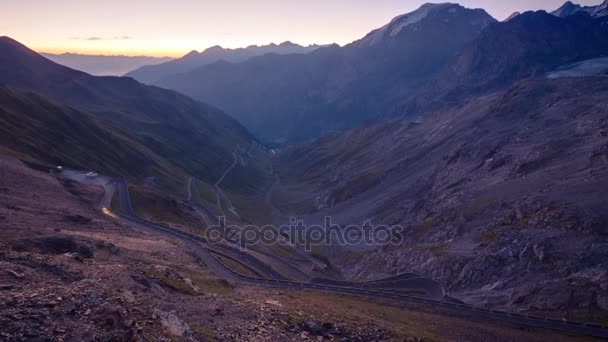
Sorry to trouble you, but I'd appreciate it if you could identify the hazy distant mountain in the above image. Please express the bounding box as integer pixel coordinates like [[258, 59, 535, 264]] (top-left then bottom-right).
[[125, 41, 324, 84], [551, 0, 608, 18], [0, 36, 266, 190], [41, 52, 172, 76], [157, 3, 495, 143], [504, 12, 521, 21]]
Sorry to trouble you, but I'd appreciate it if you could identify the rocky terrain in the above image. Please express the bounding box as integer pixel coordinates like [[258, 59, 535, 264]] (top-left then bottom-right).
[[1, 148, 584, 341], [274, 77, 608, 323], [3, 1, 608, 340]]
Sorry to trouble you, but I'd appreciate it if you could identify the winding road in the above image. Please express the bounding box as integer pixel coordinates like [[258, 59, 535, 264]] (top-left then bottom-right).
[[214, 151, 239, 218], [57, 169, 608, 339]]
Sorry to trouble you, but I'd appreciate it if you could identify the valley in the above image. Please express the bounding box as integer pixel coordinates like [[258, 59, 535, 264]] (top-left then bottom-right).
[[2, 0, 608, 340]]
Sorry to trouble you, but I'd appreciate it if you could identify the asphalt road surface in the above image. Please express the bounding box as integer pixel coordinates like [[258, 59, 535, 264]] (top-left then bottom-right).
[[60, 170, 608, 338]]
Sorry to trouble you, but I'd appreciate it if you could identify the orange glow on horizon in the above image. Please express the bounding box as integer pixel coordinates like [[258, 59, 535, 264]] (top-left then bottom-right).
[[4, 0, 603, 58]]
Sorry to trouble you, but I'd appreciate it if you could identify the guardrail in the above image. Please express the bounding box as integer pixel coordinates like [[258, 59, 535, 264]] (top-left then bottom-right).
[[113, 213, 608, 338], [98, 177, 608, 339]]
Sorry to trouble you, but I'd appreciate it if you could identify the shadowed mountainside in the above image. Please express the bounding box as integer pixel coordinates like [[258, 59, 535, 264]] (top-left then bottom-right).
[[156, 3, 496, 143], [0, 36, 270, 193], [0, 85, 174, 178], [399, 10, 608, 116], [125, 41, 324, 84], [274, 77, 608, 320]]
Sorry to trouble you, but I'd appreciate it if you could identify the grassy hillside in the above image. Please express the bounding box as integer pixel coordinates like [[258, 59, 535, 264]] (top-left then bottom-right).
[[0, 85, 183, 181]]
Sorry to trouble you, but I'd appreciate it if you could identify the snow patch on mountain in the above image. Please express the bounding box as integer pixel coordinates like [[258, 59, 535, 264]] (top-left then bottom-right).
[[366, 3, 455, 46]]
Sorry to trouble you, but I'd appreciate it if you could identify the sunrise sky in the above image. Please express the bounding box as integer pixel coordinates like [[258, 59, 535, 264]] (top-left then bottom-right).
[[2, 0, 602, 57]]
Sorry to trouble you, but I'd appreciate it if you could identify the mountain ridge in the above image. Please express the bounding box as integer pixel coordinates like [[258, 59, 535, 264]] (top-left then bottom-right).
[[41, 52, 172, 76], [0, 36, 269, 193], [125, 41, 325, 84], [397, 9, 608, 116], [155, 3, 496, 143], [551, 0, 608, 17]]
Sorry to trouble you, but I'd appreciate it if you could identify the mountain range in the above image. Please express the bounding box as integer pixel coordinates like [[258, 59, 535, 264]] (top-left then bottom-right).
[[0, 36, 268, 194], [2, 0, 608, 329], [551, 0, 608, 17], [125, 41, 324, 85], [121, 1, 608, 145], [41, 53, 172, 76], [399, 8, 608, 115], [155, 3, 496, 143]]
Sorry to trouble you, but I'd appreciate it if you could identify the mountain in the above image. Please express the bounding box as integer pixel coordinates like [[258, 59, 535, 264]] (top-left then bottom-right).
[[156, 3, 495, 143], [40, 53, 172, 76], [551, 0, 608, 18], [401, 10, 608, 115], [595, 0, 608, 16], [0, 85, 172, 178], [125, 41, 323, 84], [504, 12, 521, 21], [273, 77, 608, 317], [551, 1, 597, 17], [0, 36, 268, 192]]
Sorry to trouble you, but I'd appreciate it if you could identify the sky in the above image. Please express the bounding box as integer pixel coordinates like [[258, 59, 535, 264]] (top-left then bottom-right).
[[1, 0, 602, 57]]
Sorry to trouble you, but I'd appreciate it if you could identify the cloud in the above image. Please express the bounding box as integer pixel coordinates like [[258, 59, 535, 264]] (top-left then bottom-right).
[[68, 36, 134, 41]]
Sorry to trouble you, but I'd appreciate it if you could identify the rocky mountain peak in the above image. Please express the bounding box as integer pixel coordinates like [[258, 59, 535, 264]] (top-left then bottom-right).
[[594, 0, 608, 16], [505, 11, 521, 21], [551, 0, 606, 17], [361, 3, 494, 46]]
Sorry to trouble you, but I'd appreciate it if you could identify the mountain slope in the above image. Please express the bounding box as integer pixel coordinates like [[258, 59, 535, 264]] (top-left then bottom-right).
[[41, 53, 172, 76], [551, 0, 608, 18], [156, 3, 495, 143], [551, 1, 597, 17], [274, 77, 608, 318], [401, 10, 608, 115], [0, 36, 269, 192], [0, 85, 172, 178], [125, 41, 322, 84]]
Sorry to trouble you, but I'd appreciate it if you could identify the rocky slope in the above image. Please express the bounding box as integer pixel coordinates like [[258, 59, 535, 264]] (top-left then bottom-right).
[[551, 0, 608, 18], [400, 10, 608, 116], [274, 77, 608, 321], [0, 150, 575, 341], [156, 3, 495, 143]]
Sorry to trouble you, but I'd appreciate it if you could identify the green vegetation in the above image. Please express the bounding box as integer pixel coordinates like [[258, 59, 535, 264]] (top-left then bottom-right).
[[189, 324, 216, 341], [294, 291, 446, 342], [128, 184, 196, 226], [415, 219, 435, 240], [467, 196, 499, 213], [212, 253, 259, 278], [109, 190, 120, 213], [186, 274, 235, 295], [270, 244, 297, 259], [479, 229, 498, 242], [0, 85, 185, 182], [144, 269, 199, 296], [225, 190, 273, 225]]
